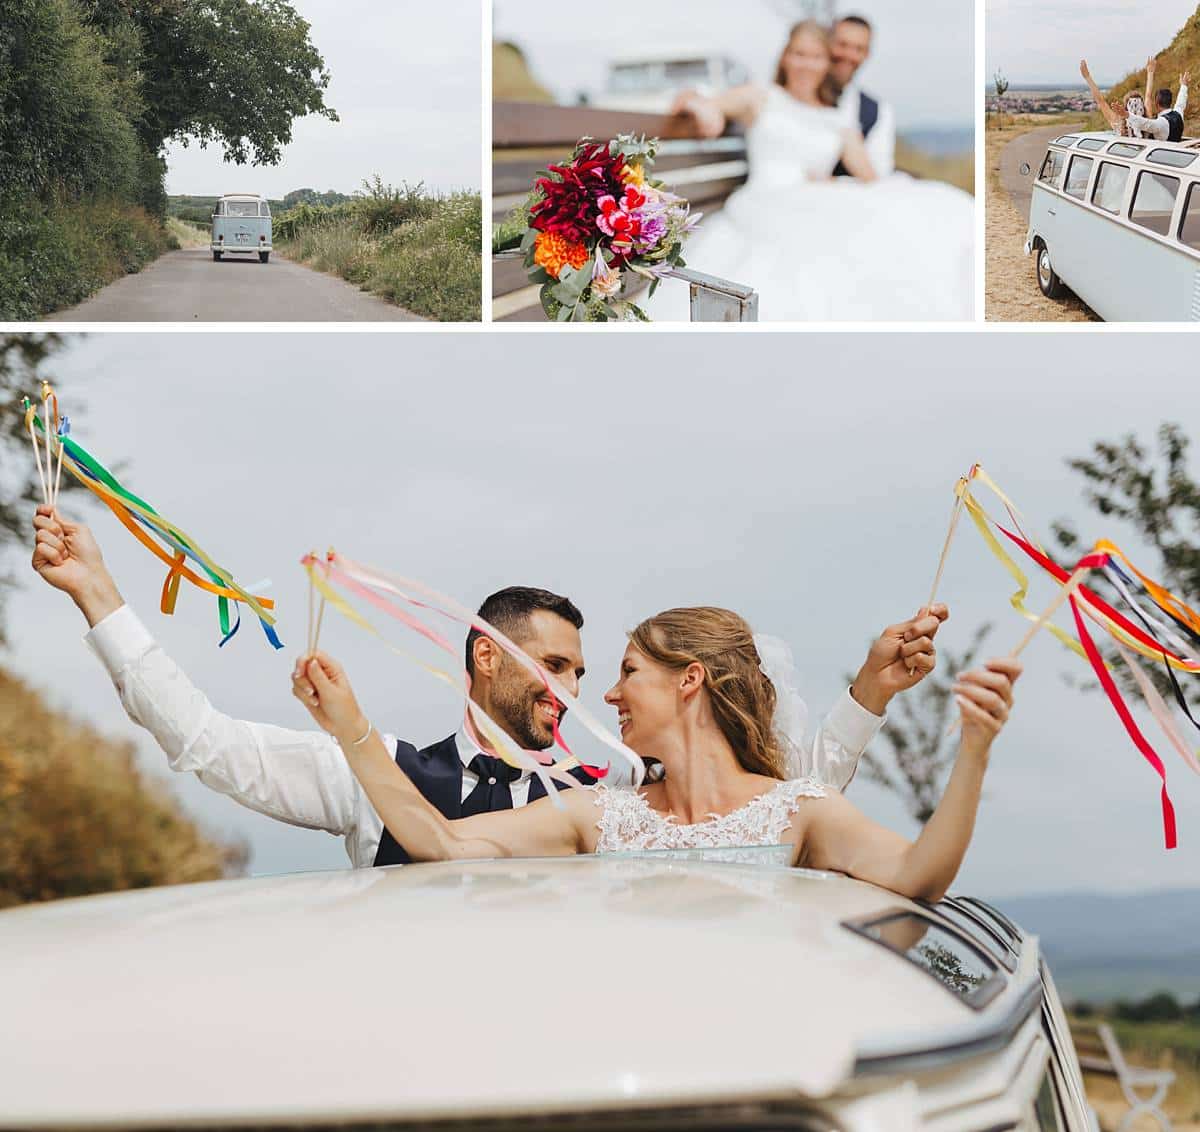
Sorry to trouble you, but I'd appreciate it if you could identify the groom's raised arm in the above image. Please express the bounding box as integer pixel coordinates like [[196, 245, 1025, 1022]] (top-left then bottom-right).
[[801, 605, 948, 790], [32, 508, 383, 866]]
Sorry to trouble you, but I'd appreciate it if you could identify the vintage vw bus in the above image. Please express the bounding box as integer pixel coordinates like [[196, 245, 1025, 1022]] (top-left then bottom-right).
[[0, 854, 1098, 1131], [1024, 130, 1200, 320], [211, 192, 272, 263]]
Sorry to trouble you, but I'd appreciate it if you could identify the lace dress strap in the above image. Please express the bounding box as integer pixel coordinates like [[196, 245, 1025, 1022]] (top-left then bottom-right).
[[593, 778, 826, 853]]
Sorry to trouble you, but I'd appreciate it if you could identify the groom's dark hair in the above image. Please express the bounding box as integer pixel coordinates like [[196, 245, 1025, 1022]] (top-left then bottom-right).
[[837, 14, 872, 32], [465, 587, 584, 677], [1157, 88, 1174, 109]]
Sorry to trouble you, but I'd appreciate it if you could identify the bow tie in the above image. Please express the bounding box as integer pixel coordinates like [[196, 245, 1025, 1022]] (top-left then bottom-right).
[[468, 753, 522, 786], [461, 753, 522, 818]]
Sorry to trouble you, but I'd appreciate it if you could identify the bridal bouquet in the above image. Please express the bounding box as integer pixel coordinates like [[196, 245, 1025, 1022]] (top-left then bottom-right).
[[518, 135, 699, 322]]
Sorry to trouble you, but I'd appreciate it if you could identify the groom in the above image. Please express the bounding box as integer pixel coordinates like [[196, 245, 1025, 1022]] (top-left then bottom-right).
[[830, 15, 895, 178], [31, 506, 947, 868]]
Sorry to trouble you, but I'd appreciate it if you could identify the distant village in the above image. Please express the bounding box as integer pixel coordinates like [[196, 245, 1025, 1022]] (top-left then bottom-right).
[[985, 86, 1093, 115]]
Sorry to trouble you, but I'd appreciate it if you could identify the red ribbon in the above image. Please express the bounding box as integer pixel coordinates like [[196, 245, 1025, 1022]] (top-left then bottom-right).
[[1070, 594, 1177, 850]]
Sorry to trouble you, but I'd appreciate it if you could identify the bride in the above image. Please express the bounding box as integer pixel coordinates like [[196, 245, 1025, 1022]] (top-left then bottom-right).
[[294, 606, 1019, 901], [646, 21, 974, 322]]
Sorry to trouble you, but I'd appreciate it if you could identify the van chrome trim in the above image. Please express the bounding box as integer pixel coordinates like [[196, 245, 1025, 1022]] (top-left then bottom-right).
[[852, 976, 1042, 1077]]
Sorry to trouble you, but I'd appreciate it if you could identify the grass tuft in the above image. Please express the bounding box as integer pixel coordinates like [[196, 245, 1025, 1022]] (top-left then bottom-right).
[[275, 181, 481, 321]]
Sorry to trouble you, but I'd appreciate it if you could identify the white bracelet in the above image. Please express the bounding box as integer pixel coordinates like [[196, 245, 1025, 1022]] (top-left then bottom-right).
[[341, 721, 373, 748]]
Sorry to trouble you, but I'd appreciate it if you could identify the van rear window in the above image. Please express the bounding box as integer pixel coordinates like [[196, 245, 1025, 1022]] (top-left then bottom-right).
[[1148, 148, 1197, 168], [1064, 155, 1094, 200], [844, 911, 1006, 1009], [1178, 183, 1200, 249], [1131, 170, 1181, 235]]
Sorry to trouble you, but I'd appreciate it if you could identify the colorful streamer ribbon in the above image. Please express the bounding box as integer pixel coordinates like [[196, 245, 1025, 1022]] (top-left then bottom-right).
[[300, 551, 646, 797], [950, 464, 1200, 849], [24, 398, 280, 649]]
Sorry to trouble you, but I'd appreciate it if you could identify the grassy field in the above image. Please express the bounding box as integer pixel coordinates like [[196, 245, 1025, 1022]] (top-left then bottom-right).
[[896, 140, 974, 194], [984, 114, 1098, 322], [276, 185, 482, 321], [165, 217, 208, 249], [1076, 1015, 1200, 1129]]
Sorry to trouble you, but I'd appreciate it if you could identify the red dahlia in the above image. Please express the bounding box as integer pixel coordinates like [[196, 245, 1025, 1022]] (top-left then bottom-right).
[[530, 142, 629, 245]]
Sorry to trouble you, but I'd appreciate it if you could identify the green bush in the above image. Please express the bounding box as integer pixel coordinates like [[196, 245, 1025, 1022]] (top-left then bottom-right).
[[0, 193, 171, 319], [0, 0, 145, 202]]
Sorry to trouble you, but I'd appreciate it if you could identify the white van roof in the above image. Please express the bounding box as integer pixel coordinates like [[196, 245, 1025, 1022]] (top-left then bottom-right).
[[218, 192, 265, 201], [0, 857, 1039, 1128]]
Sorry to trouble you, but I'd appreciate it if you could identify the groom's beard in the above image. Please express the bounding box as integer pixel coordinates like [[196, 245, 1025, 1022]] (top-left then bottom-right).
[[490, 671, 565, 751]]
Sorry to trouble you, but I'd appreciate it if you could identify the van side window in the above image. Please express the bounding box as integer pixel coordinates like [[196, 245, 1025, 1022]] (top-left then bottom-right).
[[1032, 1066, 1065, 1132], [1064, 155, 1093, 200], [1179, 183, 1200, 249], [1130, 170, 1181, 236], [1038, 150, 1065, 186], [1092, 161, 1129, 215]]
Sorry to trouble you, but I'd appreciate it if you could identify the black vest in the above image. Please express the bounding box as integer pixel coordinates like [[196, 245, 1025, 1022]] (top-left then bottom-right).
[[1163, 109, 1184, 143], [372, 734, 596, 866], [832, 90, 881, 178]]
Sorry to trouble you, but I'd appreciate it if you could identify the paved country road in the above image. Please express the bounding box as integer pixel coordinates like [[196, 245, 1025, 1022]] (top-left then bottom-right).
[[47, 248, 421, 322], [998, 123, 1066, 222]]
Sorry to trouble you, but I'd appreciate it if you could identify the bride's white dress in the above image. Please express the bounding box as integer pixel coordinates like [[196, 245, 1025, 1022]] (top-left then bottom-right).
[[593, 778, 825, 854], [647, 85, 974, 322]]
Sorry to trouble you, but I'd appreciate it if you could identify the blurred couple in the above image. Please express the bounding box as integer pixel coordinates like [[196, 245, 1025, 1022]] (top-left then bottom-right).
[[33, 504, 1018, 899], [648, 16, 974, 322]]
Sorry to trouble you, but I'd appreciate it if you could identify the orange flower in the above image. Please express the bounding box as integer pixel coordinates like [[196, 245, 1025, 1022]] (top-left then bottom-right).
[[534, 231, 588, 279]]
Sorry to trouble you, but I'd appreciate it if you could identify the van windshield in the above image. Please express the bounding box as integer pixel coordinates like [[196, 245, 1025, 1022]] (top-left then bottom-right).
[[225, 201, 262, 217]]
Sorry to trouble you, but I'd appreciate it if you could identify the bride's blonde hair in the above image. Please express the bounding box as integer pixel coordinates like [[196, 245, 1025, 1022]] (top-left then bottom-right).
[[628, 607, 786, 780], [774, 20, 840, 107]]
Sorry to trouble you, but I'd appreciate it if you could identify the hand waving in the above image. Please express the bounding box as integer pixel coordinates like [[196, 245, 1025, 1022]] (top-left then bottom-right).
[[851, 604, 950, 713], [292, 652, 368, 742], [953, 658, 1021, 760]]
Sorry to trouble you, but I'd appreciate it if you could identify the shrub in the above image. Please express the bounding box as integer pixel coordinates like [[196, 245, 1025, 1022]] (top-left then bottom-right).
[[0, 667, 244, 909], [0, 192, 172, 319], [274, 182, 482, 321]]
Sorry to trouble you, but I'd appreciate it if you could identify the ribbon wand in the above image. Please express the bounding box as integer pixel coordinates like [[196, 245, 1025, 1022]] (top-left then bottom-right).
[[51, 414, 67, 515], [22, 398, 49, 506], [311, 550, 330, 653], [927, 474, 969, 612], [947, 562, 1092, 737], [915, 472, 969, 675], [306, 548, 316, 655]]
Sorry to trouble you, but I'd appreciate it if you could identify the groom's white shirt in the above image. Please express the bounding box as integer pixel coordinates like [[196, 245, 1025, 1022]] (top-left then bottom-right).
[[84, 604, 886, 868], [839, 81, 896, 178]]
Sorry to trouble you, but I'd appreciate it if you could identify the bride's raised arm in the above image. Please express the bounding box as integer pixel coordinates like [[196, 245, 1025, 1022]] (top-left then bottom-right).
[[670, 85, 769, 138], [294, 653, 595, 861], [798, 658, 1021, 902]]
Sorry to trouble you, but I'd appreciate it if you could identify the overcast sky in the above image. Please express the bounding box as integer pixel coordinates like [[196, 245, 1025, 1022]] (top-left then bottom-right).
[[164, 0, 481, 198], [494, 0, 973, 129], [986, 0, 1197, 87], [6, 333, 1200, 902]]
